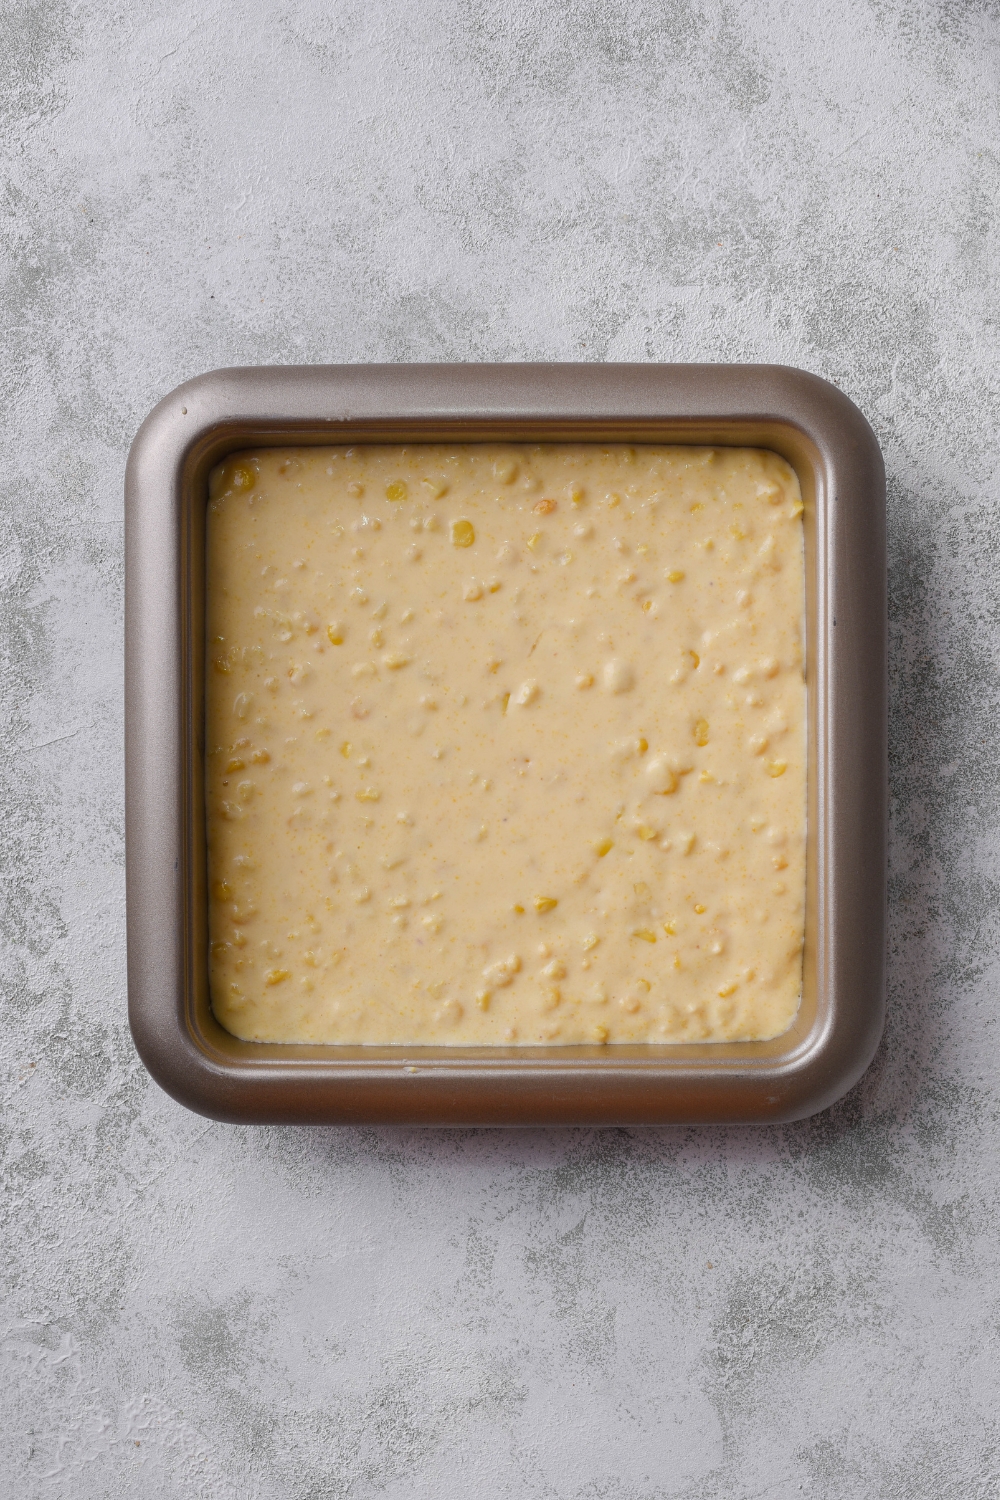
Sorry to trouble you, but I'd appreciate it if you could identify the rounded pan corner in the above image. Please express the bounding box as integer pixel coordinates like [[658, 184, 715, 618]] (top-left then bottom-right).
[[735, 366, 886, 499], [755, 363, 883, 439], [126, 989, 239, 1124], [763, 1008, 886, 1126], [125, 367, 263, 499]]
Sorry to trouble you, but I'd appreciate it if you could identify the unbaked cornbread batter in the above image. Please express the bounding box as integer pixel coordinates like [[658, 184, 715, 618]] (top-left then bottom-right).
[[205, 444, 806, 1045]]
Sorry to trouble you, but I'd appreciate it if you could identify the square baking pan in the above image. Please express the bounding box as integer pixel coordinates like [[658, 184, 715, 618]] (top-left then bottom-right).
[[125, 363, 886, 1126]]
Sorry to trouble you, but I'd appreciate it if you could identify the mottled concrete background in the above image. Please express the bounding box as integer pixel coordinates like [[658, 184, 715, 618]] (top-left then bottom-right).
[[2, 0, 999, 1495]]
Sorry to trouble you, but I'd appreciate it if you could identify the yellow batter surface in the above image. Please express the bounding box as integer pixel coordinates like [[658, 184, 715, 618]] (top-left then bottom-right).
[[206, 443, 805, 1045]]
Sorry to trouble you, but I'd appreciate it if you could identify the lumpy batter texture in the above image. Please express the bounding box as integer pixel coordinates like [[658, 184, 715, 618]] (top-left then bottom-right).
[[205, 444, 805, 1045]]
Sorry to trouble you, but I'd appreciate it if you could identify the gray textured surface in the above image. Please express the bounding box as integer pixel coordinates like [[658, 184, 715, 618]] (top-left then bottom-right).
[[2, 0, 999, 1495]]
